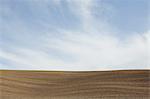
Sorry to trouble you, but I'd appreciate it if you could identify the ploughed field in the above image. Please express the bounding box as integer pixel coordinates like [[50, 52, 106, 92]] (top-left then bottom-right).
[[0, 70, 150, 99]]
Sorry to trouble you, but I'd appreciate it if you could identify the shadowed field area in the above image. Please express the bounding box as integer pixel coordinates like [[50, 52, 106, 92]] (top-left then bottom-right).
[[0, 70, 150, 99]]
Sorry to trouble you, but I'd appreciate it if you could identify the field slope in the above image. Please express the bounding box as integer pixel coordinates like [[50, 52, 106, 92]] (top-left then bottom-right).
[[0, 70, 150, 99]]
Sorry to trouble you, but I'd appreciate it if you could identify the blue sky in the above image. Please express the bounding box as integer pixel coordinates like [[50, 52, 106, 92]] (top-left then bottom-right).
[[0, 0, 149, 70]]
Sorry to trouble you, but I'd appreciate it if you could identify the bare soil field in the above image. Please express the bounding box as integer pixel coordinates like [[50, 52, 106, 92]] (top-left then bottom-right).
[[0, 70, 150, 99]]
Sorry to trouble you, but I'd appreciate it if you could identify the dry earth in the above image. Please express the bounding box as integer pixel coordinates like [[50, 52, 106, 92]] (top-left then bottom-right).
[[0, 70, 150, 99]]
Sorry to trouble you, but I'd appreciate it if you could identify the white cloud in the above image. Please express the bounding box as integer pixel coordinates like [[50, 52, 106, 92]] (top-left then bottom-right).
[[68, 0, 93, 29], [1, 30, 148, 70], [45, 30, 149, 70]]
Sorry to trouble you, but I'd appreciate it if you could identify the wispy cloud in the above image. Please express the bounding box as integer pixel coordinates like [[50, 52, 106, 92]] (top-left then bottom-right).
[[0, 0, 149, 70]]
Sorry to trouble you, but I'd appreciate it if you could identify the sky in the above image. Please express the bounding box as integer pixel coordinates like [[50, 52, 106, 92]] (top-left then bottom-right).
[[0, 0, 149, 71]]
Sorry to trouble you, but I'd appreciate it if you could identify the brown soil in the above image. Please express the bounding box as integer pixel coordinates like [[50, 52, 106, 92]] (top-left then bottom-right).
[[0, 70, 150, 99]]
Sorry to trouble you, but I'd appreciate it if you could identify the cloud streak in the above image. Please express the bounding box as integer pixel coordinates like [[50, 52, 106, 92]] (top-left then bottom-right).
[[0, 0, 149, 70]]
